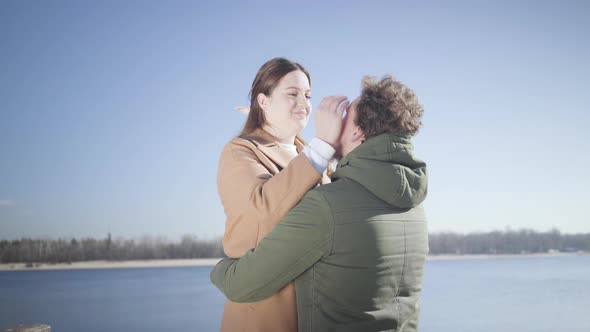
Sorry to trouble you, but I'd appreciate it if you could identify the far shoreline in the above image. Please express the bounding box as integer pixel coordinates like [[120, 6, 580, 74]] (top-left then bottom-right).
[[0, 258, 223, 272], [0, 252, 587, 272], [426, 251, 589, 261]]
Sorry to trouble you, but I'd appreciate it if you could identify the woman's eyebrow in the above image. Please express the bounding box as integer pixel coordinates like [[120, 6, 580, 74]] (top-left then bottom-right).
[[284, 86, 311, 92]]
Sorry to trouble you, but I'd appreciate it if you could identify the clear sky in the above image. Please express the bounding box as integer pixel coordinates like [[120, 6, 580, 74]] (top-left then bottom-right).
[[1, 0, 589, 240]]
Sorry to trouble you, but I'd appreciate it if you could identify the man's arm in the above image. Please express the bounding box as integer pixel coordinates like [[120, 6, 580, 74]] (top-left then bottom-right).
[[210, 189, 333, 303]]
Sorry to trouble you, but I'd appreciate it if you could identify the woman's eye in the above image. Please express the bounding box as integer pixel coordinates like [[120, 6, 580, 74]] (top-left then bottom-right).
[[289, 93, 297, 97], [305, 96, 311, 100]]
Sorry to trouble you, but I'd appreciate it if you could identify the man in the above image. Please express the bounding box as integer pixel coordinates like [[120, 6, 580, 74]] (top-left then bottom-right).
[[211, 75, 428, 332]]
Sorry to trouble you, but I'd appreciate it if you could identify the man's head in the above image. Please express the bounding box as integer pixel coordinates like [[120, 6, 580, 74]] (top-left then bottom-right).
[[335, 75, 424, 158]]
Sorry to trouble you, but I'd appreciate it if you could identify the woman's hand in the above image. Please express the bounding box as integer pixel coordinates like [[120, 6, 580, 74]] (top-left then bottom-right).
[[314, 96, 349, 147]]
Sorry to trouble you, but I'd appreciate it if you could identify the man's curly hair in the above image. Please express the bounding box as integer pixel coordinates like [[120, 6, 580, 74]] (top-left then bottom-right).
[[356, 75, 424, 138]]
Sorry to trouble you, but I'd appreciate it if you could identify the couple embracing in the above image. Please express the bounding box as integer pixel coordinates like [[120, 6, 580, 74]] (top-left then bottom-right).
[[211, 57, 428, 332]]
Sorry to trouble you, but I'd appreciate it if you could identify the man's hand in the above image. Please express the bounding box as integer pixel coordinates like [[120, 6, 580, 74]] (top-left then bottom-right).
[[314, 96, 349, 147]]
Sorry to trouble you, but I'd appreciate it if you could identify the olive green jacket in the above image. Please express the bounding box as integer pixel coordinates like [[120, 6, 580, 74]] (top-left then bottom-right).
[[211, 133, 429, 332]]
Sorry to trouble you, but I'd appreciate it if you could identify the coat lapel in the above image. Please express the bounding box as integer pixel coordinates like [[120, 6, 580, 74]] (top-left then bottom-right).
[[257, 145, 292, 169], [241, 128, 297, 169]]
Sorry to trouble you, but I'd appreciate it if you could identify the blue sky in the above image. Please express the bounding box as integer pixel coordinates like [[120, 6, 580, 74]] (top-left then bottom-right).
[[1, 0, 589, 240]]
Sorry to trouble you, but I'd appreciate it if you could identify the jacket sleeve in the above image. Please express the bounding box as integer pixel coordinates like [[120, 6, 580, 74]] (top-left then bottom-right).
[[210, 189, 333, 303], [218, 141, 322, 258]]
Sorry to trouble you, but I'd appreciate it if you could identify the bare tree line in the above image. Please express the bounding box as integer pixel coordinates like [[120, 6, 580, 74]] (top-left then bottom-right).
[[429, 228, 589, 254], [1, 229, 588, 264], [0, 233, 224, 264]]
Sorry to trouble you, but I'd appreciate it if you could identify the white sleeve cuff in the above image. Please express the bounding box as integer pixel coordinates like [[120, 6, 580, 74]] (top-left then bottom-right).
[[302, 138, 336, 175], [309, 138, 336, 160]]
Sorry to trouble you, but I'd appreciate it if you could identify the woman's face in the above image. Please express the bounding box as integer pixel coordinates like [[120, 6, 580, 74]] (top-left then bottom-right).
[[259, 70, 311, 140]]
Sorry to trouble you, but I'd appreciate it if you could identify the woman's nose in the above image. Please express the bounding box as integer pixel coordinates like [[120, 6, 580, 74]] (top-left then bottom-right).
[[297, 95, 309, 108]]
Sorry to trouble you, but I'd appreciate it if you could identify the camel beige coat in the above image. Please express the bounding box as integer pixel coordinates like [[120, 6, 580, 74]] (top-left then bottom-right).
[[217, 128, 329, 332]]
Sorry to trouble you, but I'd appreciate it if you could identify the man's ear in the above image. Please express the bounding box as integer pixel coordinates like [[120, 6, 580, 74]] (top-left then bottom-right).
[[257, 93, 269, 112], [352, 127, 366, 143]]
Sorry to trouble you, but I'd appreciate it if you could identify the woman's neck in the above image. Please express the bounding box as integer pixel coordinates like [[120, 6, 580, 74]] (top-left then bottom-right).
[[262, 125, 295, 145]]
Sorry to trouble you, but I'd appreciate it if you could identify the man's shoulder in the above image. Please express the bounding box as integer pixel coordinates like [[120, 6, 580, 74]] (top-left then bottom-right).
[[290, 183, 347, 216], [308, 178, 370, 208], [316, 177, 367, 196], [311, 177, 416, 216]]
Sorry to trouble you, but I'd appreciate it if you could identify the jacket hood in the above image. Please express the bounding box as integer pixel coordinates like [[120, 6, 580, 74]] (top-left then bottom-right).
[[332, 134, 428, 208]]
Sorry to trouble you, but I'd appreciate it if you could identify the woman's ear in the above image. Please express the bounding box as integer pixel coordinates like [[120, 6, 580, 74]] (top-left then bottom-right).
[[257, 93, 269, 112]]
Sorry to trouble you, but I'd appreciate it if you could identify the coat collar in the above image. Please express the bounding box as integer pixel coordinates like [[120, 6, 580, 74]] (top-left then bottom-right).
[[240, 128, 305, 169]]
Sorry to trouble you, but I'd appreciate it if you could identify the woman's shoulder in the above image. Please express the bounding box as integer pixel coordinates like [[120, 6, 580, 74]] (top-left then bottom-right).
[[225, 129, 274, 150], [223, 135, 258, 152], [219, 135, 262, 163]]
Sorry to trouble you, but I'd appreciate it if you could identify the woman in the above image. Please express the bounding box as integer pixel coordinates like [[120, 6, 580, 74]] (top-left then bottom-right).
[[217, 58, 348, 332]]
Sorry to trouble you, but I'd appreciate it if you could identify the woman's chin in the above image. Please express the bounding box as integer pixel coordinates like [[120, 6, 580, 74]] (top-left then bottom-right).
[[294, 120, 308, 133]]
